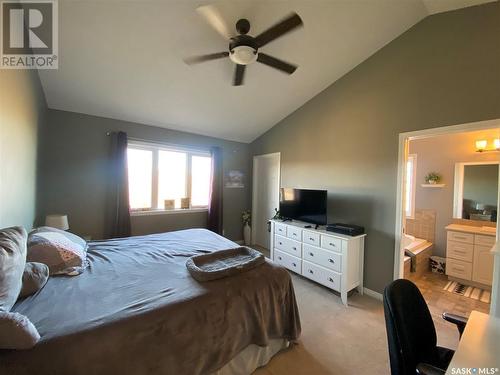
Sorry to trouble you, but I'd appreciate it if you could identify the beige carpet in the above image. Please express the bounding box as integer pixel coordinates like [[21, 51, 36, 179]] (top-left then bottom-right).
[[254, 273, 461, 375]]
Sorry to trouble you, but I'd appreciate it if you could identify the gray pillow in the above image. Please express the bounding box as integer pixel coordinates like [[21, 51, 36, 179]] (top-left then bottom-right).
[[19, 262, 49, 299], [0, 311, 40, 349], [0, 226, 27, 311], [27, 229, 88, 276]]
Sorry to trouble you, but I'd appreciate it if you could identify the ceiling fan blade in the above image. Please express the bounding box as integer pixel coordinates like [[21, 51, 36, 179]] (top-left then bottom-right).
[[183, 52, 229, 65], [196, 4, 232, 40], [233, 64, 246, 86], [257, 53, 297, 74], [254, 12, 303, 48]]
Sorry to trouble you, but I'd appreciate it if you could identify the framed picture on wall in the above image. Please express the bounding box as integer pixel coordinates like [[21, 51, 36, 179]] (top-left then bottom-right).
[[225, 170, 244, 188]]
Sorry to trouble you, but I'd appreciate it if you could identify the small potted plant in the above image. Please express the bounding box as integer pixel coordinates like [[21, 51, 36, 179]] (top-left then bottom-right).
[[425, 172, 441, 185], [242, 210, 251, 245]]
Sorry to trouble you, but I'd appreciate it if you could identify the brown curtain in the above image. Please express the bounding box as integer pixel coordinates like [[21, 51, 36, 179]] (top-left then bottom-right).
[[106, 131, 131, 238], [208, 146, 223, 234]]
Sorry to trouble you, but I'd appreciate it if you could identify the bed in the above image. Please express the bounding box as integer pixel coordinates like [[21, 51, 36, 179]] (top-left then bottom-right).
[[0, 229, 301, 374]]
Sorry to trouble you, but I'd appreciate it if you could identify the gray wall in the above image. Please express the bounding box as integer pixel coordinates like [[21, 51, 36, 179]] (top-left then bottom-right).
[[0, 69, 46, 229], [250, 3, 500, 293], [38, 109, 251, 241], [409, 131, 499, 257]]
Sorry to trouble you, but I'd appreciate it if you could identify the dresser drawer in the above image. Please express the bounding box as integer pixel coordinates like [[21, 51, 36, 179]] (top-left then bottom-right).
[[274, 250, 301, 274], [303, 230, 320, 246], [274, 223, 287, 236], [321, 235, 342, 253], [447, 231, 474, 244], [302, 261, 341, 292], [475, 234, 495, 247], [287, 226, 303, 241], [274, 235, 302, 257], [303, 244, 342, 273], [447, 240, 474, 262], [446, 258, 472, 280]]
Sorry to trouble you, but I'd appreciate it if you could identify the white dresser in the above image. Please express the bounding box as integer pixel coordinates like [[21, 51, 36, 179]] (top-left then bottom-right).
[[445, 224, 496, 287], [270, 220, 366, 306]]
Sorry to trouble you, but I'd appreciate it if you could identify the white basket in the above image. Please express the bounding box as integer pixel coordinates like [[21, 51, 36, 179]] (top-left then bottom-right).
[[430, 256, 446, 274]]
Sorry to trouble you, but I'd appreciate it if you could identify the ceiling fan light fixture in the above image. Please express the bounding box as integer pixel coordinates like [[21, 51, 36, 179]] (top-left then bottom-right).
[[230, 46, 257, 65]]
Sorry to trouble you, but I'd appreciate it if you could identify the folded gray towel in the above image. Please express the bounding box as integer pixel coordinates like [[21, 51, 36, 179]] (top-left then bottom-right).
[[186, 247, 265, 282]]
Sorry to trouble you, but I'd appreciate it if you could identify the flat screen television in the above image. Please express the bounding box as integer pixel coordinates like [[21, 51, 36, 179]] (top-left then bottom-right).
[[279, 188, 327, 225]]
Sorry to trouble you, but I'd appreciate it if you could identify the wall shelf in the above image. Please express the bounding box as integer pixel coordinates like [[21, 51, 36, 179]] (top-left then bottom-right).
[[421, 184, 445, 188]]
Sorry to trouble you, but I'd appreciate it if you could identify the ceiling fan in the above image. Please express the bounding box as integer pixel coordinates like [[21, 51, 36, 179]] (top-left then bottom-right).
[[184, 5, 303, 86]]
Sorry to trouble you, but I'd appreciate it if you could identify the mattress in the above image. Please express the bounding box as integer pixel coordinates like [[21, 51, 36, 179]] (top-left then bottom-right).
[[1, 229, 301, 375]]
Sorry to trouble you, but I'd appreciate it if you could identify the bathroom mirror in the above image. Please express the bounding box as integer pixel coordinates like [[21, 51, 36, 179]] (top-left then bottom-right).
[[453, 162, 499, 222]]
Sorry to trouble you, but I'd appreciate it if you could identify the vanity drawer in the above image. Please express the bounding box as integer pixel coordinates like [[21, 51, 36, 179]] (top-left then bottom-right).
[[447, 231, 474, 244], [287, 226, 302, 241], [303, 244, 342, 273], [274, 223, 287, 236], [274, 235, 302, 257], [303, 230, 320, 246], [274, 250, 301, 274], [302, 261, 341, 292], [475, 234, 495, 247], [321, 235, 342, 253], [446, 258, 472, 280], [447, 240, 474, 262]]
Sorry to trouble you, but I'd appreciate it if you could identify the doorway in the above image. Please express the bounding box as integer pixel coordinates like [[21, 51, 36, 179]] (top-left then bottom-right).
[[394, 119, 500, 317], [251, 152, 280, 253]]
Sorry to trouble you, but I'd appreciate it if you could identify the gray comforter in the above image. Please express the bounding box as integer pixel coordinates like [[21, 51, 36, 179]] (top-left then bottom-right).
[[0, 229, 300, 375]]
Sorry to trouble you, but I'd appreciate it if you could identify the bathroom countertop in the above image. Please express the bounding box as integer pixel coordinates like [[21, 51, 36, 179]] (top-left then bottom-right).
[[445, 223, 497, 236]]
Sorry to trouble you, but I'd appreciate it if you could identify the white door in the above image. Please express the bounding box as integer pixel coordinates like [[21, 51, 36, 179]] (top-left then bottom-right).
[[252, 153, 280, 249]]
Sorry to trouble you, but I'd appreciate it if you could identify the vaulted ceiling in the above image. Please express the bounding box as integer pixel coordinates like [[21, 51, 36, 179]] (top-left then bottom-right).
[[39, 0, 495, 143]]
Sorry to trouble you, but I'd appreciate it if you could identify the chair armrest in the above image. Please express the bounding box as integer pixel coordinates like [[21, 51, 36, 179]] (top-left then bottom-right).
[[416, 363, 446, 375], [442, 312, 468, 338]]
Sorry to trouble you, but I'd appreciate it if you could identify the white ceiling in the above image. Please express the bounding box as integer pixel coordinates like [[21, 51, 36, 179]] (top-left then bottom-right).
[[39, 0, 495, 143]]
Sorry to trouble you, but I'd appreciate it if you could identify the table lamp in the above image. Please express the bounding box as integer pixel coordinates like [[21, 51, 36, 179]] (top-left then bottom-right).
[[45, 214, 69, 230]]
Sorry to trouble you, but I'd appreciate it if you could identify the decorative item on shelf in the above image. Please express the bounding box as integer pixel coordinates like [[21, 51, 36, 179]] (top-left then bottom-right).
[[475, 138, 499, 153], [424, 172, 441, 185], [45, 214, 69, 230], [242, 210, 251, 245], [164, 199, 175, 210], [271, 208, 282, 221], [180, 197, 191, 209]]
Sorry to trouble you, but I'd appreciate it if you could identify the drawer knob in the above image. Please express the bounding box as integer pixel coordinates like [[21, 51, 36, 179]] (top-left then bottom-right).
[[293, 247, 297, 250], [330, 243, 335, 247], [293, 233, 297, 236], [310, 237, 314, 241], [328, 259, 334, 263], [309, 252, 314, 256], [328, 277, 334, 283], [279, 242, 282, 245], [292, 263, 296, 267], [309, 270, 314, 274], [278, 257, 282, 260]]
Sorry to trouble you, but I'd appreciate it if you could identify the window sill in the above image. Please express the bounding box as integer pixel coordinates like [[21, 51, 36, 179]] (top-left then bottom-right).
[[131, 208, 208, 217]]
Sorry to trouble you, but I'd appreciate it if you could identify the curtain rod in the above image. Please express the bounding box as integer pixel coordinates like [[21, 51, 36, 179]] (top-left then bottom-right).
[[106, 132, 212, 153]]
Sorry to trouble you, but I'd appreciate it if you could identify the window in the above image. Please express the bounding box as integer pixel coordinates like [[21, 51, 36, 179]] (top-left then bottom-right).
[[127, 142, 212, 212], [405, 154, 417, 218]]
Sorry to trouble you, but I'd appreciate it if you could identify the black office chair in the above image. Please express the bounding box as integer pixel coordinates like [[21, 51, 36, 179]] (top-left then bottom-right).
[[383, 279, 468, 375]]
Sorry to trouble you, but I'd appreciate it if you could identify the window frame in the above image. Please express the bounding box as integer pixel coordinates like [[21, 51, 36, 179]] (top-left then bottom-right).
[[405, 154, 417, 219], [127, 141, 211, 214]]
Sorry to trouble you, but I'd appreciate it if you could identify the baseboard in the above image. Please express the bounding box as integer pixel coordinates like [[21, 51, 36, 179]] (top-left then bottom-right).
[[235, 240, 244, 245], [363, 287, 383, 301]]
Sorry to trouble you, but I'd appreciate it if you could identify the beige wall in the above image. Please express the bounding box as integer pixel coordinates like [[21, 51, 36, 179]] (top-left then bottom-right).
[[251, 3, 500, 293], [409, 129, 499, 257], [38, 110, 251, 241], [0, 70, 46, 229]]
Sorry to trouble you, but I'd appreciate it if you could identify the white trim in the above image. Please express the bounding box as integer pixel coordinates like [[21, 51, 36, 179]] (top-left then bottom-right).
[[405, 154, 417, 219], [251, 153, 281, 247], [130, 208, 208, 216], [393, 118, 500, 315], [363, 287, 383, 301]]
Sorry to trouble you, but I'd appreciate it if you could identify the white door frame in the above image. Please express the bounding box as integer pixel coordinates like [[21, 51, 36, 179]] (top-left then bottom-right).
[[393, 119, 500, 315], [251, 152, 281, 246]]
